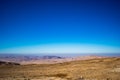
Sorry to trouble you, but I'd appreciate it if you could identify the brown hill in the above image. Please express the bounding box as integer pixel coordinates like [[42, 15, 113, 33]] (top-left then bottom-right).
[[0, 57, 120, 80]]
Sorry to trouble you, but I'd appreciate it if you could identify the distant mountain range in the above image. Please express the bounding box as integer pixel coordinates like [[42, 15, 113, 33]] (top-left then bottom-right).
[[0, 53, 119, 65], [0, 54, 63, 61]]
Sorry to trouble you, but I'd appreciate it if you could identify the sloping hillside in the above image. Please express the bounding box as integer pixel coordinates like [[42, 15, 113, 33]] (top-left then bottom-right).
[[0, 57, 120, 80]]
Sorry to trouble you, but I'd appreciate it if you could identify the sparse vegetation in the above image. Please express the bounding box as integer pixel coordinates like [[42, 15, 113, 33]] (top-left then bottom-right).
[[49, 73, 67, 78], [0, 57, 120, 80]]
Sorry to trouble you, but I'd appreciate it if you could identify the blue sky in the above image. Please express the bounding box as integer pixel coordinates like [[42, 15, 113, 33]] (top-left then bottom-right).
[[0, 0, 120, 54]]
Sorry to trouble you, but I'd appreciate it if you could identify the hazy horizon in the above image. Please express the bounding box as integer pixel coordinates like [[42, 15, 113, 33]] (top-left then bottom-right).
[[0, 52, 120, 57], [0, 43, 120, 54]]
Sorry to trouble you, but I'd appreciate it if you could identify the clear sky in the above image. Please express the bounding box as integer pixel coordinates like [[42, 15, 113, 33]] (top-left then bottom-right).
[[0, 0, 120, 54]]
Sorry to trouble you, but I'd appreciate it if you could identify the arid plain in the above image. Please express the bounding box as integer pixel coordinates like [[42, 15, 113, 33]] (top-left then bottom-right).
[[0, 55, 120, 80]]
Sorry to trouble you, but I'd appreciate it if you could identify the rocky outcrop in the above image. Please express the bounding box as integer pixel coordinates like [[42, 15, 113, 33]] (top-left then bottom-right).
[[0, 61, 20, 65]]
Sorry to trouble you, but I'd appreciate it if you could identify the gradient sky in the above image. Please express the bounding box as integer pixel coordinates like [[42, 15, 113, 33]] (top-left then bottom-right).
[[0, 0, 120, 54]]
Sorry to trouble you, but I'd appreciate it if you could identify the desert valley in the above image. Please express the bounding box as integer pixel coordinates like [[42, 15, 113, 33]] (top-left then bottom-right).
[[0, 54, 120, 80]]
